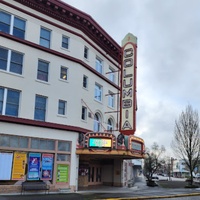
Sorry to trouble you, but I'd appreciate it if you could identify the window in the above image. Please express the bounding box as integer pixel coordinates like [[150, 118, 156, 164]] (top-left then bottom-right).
[[84, 46, 89, 59], [107, 118, 114, 132], [95, 83, 102, 102], [34, 95, 47, 121], [13, 17, 26, 39], [0, 87, 20, 117], [57, 154, 70, 161], [31, 138, 55, 150], [108, 91, 114, 108], [62, 35, 69, 49], [40, 27, 51, 48], [0, 47, 23, 74], [109, 67, 115, 83], [95, 57, 103, 74], [0, 47, 7, 71], [94, 113, 101, 132], [81, 106, 87, 120], [58, 141, 71, 152], [58, 100, 67, 115], [60, 66, 68, 80], [83, 75, 88, 88], [37, 60, 49, 82], [0, 134, 28, 148], [0, 11, 26, 39], [0, 11, 10, 34]]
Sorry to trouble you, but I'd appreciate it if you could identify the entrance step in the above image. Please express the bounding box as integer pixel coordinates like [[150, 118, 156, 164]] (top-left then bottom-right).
[[59, 188, 71, 193]]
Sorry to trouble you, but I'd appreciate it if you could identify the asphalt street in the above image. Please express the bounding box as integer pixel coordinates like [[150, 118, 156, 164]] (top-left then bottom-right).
[[1, 176, 200, 199]]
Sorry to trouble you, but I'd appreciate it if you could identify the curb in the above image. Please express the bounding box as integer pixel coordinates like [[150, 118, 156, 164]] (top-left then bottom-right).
[[102, 192, 200, 200]]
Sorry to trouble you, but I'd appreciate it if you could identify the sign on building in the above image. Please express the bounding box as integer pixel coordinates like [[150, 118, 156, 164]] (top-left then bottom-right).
[[120, 33, 137, 135]]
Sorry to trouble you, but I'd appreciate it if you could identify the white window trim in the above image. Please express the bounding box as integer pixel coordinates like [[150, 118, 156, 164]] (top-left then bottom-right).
[[81, 106, 87, 121], [108, 91, 114, 108], [94, 83, 103, 102], [95, 57, 103, 74]]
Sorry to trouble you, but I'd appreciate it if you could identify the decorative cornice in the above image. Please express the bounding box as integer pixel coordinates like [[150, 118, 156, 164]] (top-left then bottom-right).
[[13, 0, 121, 62]]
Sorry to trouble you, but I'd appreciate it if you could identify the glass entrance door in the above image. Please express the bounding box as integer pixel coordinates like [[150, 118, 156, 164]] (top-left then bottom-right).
[[88, 165, 102, 185]]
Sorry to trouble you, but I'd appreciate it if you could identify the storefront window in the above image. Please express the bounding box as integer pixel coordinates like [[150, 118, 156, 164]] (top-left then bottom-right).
[[10, 136, 19, 148], [0, 135, 9, 147], [57, 154, 70, 161], [19, 137, 28, 148], [31, 138, 55, 150], [0, 134, 28, 148], [58, 141, 71, 152]]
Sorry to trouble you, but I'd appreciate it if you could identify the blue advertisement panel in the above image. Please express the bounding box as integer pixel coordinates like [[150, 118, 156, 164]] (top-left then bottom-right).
[[41, 154, 54, 180], [27, 153, 41, 180]]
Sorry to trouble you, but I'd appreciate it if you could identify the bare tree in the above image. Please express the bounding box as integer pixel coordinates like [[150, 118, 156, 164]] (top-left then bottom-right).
[[144, 142, 165, 183], [171, 104, 200, 185]]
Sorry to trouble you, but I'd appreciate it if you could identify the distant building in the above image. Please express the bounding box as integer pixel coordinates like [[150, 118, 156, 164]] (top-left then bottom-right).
[[172, 159, 189, 178], [0, 0, 145, 193]]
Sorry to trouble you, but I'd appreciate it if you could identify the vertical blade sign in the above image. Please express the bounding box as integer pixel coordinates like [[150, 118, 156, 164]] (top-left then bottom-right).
[[120, 33, 137, 135]]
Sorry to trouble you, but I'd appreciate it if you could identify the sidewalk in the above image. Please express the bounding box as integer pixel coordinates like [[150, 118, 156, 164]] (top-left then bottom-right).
[[1, 176, 200, 200]]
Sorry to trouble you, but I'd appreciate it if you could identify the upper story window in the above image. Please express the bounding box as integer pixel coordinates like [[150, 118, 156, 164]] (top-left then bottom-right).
[[95, 83, 102, 102], [95, 57, 103, 74], [0, 46, 23, 75], [84, 46, 89, 59], [108, 91, 114, 108], [0, 87, 20, 117], [62, 35, 69, 49], [40, 27, 51, 48], [83, 75, 88, 89], [58, 99, 67, 115], [107, 118, 114, 132], [94, 113, 101, 132], [34, 95, 47, 121], [109, 67, 115, 83], [0, 11, 26, 39], [81, 106, 87, 121], [37, 60, 49, 82], [60, 66, 68, 81]]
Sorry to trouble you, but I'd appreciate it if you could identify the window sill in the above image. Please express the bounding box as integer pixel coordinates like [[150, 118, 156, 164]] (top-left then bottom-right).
[[0, 69, 24, 78], [60, 47, 70, 52], [83, 57, 89, 62], [94, 99, 103, 104], [57, 114, 67, 119], [35, 79, 50, 85], [82, 86, 88, 91], [107, 105, 115, 110], [59, 78, 69, 83]]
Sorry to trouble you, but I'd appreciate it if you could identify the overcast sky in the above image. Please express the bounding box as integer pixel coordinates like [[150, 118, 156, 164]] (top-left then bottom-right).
[[63, 0, 200, 156]]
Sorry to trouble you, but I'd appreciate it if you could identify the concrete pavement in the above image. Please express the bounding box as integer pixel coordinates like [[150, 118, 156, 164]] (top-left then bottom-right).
[[1, 176, 200, 199]]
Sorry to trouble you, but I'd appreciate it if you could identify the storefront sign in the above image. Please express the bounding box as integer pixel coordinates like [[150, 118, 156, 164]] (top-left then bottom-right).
[[56, 164, 69, 183], [131, 141, 142, 151], [12, 152, 26, 180], [120, 33, 137, 135], [0, 152, 13, 180], [89, 138, 112, 148], [27, 153, 41, 180], [41, 154, 53, 180]]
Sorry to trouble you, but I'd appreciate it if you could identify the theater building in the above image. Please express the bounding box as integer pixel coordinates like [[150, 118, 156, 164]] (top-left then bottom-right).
[[0, 0, 145, 193]]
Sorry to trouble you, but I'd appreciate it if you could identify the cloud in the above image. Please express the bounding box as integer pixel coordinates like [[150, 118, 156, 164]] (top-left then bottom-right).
[[63, 0, 200, 155]]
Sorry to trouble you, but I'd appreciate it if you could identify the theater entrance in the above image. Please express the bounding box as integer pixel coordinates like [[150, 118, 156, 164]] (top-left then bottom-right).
[[88, 164, 102, 185]]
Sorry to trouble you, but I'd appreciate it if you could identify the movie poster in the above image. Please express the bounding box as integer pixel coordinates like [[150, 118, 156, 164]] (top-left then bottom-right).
[[12, 152, 27, 180], [27, 153, 41, 180], [41, 154, 53, 180], [56, 164, 69, 183]]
